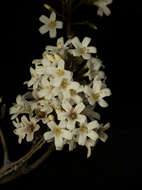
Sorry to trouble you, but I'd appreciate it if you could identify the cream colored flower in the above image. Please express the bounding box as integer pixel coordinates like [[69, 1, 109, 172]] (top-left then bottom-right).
[[44, 121, 72, 150], [78, 120, 99, 146], [58, 100, 86, 130], [39, 12, 63, 38], [10, 95, 31, 120], [13, 116, 40, 143], [84, 80, 111, 107], [71, 37, 97, 60], [94, 0, 112, 17]]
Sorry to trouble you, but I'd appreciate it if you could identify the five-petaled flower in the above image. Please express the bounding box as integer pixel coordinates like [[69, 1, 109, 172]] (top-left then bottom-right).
[[44, 120, 72, 150], [71, 37, 97, 60], [39, 12, 63, 38], [94, 0, 112, 17]]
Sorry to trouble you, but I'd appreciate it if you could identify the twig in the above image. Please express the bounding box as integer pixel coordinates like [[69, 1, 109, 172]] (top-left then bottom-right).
[[0, 128, 10, 165]]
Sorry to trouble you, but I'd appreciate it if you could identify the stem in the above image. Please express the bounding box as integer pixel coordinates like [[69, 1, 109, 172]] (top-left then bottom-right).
[[66, 0, 72, 39], [0, 128, 10, 165], [0, 137, 53, 184]]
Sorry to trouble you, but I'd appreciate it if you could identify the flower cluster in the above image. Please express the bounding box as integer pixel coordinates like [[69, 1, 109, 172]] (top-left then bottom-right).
[[10, 8, 112, 158]]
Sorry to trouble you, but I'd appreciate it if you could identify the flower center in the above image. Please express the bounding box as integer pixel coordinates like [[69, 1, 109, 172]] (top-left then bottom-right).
[[35, 110, 46, 119], [92, 93, 100, 100], [54, 127, 61, 137], [80, 125, 88, 134], [48, 21, 56, 29], [70, 89, 76, 96], [28, 124, 35, 133], [61, 81, 69, 89], [79, 47, 86, 55], [56, 69, 65, 76], [69, 112, 77, 120]]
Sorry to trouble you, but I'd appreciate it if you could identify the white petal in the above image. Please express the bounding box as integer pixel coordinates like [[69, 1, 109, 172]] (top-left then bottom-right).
[[55, 136, 63, 149], [59, 120, 67, 129], [39, 25, 49, 34], [100, 88, 111, 98], [72, 37, 81, 48], [61, 129, 72, 140], [48, 121, 57, 130], [57, 112, 68, 121], [82, 37, 91, 47], [87, 120, 99, 130], [62, 100, 72, 112], [98, 99, 108, 108], [67, 119, 76, 130], [50, 11, 56, 21], [87, 131, 98, 141], [82, 53, 91, 60], [39, 15, 49, 24], [56, 21, 63, 29], [78, 133, 87, 146], [57, 37, 64, 47], [77, 114, 86, 123], [26, 133, 34, 142], [93, 80, 102, 92], [87, 46, 97, 54], [74, 103, 85, 113], [44, 131, 54, 141], [49, 29, 57, 38]]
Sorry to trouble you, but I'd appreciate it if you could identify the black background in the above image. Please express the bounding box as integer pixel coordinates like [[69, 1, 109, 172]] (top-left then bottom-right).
[[0, 0, 142, 186]]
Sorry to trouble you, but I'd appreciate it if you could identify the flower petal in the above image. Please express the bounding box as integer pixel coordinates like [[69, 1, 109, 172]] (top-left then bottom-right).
[[62, 100, 72, 112], [72, 37, 81, 48], [49, 29, 57, 38], [44, 131, 54, 141], [61, 129, 72, 140], [78, 133, 87, 146], [56, 21, 63, 29], [82, 37, 91, 47], [39, 15, 49, 24], [39, 25, 49, 34], [50, 11, 56, 21], [87, 131, 98, 141], [74, 103, 85, 113]]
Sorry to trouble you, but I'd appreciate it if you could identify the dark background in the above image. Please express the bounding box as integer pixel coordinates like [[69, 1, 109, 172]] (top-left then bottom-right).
[[0, 0, 142, 186]]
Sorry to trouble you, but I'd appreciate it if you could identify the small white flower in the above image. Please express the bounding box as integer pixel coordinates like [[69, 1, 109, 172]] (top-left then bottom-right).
[[44, 121, 72, 150], [10, 95, 31, 119], [87, 57, 105, 81], [39, 12, 63, 38], [71, 37, 97, 60], [78, 120, 99, 146], [46, 37, 72, 56], [84, 80, 111, 107], [13, 118, 25, 144], [13, 116, 40, 143], [32, 100, 53, 124], [48, 59, 73, 87], [85, 139, 97, 158], [94, 0, 112, 17], [58, 100, 86, 130], [97, 122, 110, 142], [25, 67, 41, 90]]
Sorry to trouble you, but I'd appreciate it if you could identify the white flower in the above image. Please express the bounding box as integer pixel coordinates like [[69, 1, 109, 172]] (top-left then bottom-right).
[[44, 121, 72, 150], [13, 118, 25, 144], [86, 57, 105, 81], [32, 100, 53, 124], [84, 80, 111, 107], [58, 100, 86, 130], [94, 0, 112, 17], [85, 139, 97, 158], [25, 67, 41, 90], [13, 116, 40, 143], [61, 81, 83, 104], [38, 77, 59, 100], [78, 120, 99, 146], [10, 95, 31, 119], [39, 12, 63, 38], [97, 122, 110, 142], [48, 59, 73, 87], [71, 37, 97, 60], [46, 37, 72, 56]]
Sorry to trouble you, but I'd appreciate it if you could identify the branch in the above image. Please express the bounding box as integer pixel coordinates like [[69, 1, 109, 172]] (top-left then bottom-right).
[[0, 128, 10, 165]]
